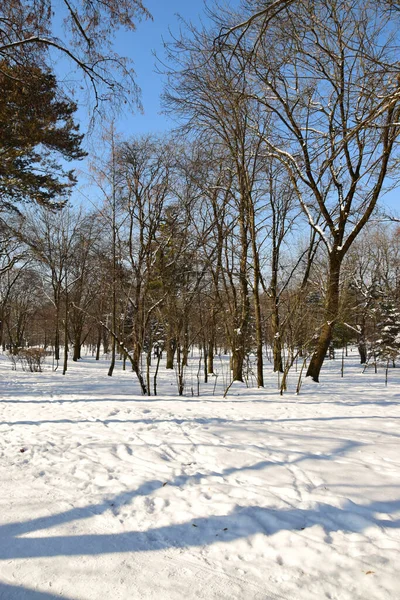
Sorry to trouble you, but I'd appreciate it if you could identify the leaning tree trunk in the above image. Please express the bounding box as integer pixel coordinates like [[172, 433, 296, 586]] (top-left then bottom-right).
[[132, 340, 148, 395], [306, 253, 342, 382]]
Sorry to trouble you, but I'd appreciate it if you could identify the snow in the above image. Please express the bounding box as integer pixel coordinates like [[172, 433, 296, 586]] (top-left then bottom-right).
[[0, 351, 399, 600]]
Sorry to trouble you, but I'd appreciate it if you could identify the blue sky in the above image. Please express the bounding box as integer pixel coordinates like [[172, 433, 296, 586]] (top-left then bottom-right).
[[69, 0, 216, 138], [118, 0, 210, 136]]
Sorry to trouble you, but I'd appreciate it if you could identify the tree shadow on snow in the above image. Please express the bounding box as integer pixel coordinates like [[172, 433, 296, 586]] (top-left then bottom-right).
[[0, 495, 399, 562], [0, 438, 399, 562], [0, 581, 76, 599], [1, 438, 399, 597]]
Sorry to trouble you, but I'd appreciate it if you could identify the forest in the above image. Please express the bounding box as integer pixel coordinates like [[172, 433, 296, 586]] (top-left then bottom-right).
[[1, 0, 400, 395]]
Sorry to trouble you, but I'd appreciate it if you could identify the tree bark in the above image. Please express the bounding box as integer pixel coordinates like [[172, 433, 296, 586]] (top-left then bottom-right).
[[166, 338, 176, 369], [358, 338, 367, 365], [207, 336, 214, 374], [232, 333, 245, 382], [271, 303, 283, 373], [306, 253, 342, 382], [72, 327, 82, 361]]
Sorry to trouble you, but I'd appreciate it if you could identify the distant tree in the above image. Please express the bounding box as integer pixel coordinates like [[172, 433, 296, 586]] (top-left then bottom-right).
[[22, 207, 83, 367], [374, 300, 400, 367], [3, 268, 42, 353]]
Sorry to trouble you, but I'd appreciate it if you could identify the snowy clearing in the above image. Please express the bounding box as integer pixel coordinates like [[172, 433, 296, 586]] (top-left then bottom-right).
[[0, 351, 399, 600]]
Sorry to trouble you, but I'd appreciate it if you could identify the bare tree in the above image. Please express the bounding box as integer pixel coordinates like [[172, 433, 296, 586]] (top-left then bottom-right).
[[22, 207, 83, 368], [220, 0, 400, 381], [116, 136, 172, 394], [164, 23, 273, 385]]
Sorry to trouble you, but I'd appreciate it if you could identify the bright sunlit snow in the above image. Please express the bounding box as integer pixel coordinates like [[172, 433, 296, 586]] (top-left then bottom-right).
[[0, 351, 399, 600]]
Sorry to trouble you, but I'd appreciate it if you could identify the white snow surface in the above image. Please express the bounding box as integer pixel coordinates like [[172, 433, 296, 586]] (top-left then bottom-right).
[[0, 351, 399, 600]]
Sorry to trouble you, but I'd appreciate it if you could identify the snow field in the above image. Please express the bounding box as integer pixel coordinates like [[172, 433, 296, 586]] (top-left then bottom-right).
[[0, 351, 399, 599]]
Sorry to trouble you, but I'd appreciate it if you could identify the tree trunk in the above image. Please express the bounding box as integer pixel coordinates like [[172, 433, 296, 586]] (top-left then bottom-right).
[[62, 295, 68, 376], [358, 340, 367, 364], [0, 313, 4, 350], [232, 332, 245, 382], [271, 303, 283, 373], [102, 326, 109, 354], [72, 328, 82, 362], [146, 348, 152, 396], [251, 251, 263, 385], [207, 337, 214, 374], [166, 338, 176, 369], [247, 186, 264, 387], [270, 239, 283, 373], [54, 305, 60, 362], [176, 344, 184, 395], [203, 341, 208, 383], [95, 327, 101, 360], [182, 322, 189, 367], [108, 136, 117, 377], [306, 253, 342, 382], [358, 322, 367, 364], [231, 199, 250, 383], [132, 340, 147, 395]]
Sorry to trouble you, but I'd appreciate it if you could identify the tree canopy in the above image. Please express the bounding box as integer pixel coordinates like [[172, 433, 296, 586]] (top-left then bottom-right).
[[0, 0, 151, 113], [0, 61, 86, 210]]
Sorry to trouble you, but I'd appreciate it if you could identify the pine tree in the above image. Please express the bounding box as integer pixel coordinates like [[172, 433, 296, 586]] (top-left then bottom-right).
[[0, 61, 86, 210], [374, 300, 400, 366]]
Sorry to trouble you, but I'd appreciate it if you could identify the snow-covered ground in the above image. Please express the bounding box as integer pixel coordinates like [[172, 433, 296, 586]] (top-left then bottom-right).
[[0, 350, 399, 600]]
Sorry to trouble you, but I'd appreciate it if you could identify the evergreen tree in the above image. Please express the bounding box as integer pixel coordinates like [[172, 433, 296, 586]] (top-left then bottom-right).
[[0, 61, 86, 210], [375, 300, 400, 366]]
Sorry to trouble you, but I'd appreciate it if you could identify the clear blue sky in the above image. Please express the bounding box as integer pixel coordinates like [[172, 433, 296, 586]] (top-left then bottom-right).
[[117, 0, 210, 136]]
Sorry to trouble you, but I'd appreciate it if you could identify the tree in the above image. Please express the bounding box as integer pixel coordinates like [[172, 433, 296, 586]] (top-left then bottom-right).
[[104, 135, 173, 394], [164, 23, 272, 385], [67, 215, 101, 361], [0, 62, 85, 210], [0, 0, 151, 114], [375, 300, 400, 367], [219, 0, 400, 381], [22, 207, 83, 367]]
